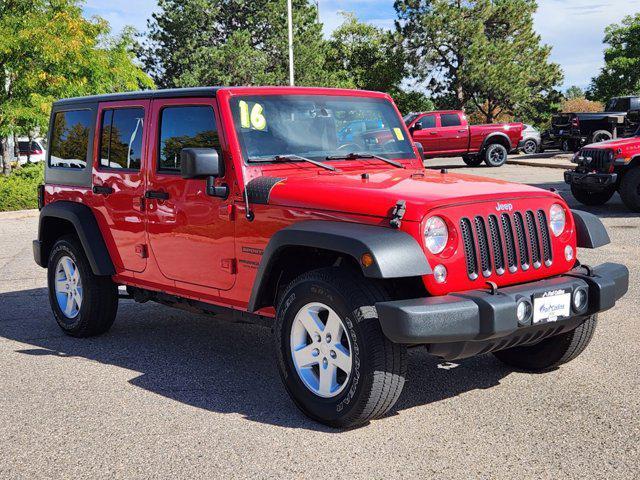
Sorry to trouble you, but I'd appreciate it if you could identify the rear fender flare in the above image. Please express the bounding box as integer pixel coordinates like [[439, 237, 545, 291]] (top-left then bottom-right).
[[36, 201, 115, 275], [481, 132, 512, 152]]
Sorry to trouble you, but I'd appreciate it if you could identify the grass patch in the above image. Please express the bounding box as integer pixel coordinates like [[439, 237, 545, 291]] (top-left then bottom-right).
[[0, 162, 44, 211]]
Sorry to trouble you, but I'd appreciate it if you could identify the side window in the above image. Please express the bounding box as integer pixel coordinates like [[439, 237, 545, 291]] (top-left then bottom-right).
[[100, 108, 145, 170], [418, 115, 436, 129], [158, 106, 218, 172], [440, 114, 461, 127], [49, 110, 93, 169]]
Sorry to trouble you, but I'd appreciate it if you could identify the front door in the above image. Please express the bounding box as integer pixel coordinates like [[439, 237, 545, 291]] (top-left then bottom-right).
[[145, 98, 236, 290], [92, 100, 149, 273], [411, 114, 439, 154]]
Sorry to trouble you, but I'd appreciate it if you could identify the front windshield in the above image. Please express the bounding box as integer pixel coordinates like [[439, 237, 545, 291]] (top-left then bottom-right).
[[230, 95, 415, 162]]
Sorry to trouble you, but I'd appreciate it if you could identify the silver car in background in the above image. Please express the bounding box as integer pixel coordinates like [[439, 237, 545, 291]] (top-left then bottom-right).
[[518, 124, 542, 154]]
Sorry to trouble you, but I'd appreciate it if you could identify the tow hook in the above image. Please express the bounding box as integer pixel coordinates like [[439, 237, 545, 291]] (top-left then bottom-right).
[[486, 281, 499, 295], [390, 200, 406, 229]]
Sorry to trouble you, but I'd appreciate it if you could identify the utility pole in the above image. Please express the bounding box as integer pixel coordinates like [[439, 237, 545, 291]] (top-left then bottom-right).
[[313, 0, 320, 23], [287, 0, 295, 86]]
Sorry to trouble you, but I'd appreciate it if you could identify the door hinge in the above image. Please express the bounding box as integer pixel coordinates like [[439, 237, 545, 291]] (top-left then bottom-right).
[[220, 258, 237, 274], [219, 203, 235, 221], [135, 244, 148, 259]]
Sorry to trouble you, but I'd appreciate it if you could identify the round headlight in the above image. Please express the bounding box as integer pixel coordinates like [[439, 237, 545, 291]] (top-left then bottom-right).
[[608, 150, 614, 162], [549, 204, 566, 237], [425, 216, 449, 254]]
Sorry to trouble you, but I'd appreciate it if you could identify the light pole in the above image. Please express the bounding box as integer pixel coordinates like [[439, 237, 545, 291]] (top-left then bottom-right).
[[287, 0, 295, 86]]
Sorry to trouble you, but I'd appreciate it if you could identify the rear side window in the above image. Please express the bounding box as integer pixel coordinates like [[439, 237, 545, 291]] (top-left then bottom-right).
[[440, 114, 461, 127], [100, 108, 145, 170], [417, 115, 436, 129], [158, 106, 218, 172], [49, 110, 93, 169]]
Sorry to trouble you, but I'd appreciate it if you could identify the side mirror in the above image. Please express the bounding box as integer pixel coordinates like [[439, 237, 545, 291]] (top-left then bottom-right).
[[180, 148, 228, 199], [411, 123, 423, 132], [180, 148, 223, 179], [414, 142, 425, 162]]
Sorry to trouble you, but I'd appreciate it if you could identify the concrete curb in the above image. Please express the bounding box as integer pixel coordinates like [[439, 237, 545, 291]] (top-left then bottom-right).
[[507, 159, 571, 170], [0, 209, 39, 220]]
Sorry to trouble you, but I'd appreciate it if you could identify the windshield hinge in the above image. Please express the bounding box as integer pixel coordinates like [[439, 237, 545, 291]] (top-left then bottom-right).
[[389, 200, 406, 229]]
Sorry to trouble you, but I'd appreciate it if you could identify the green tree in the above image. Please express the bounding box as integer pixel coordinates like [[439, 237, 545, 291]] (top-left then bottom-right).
[[142, 0, 349, 88], [588, 14, 640, 102], [565, 85, 584, 100], [326, 13, 433, 114], [0, 0, 153, 174], [395, 0, 563, 122]]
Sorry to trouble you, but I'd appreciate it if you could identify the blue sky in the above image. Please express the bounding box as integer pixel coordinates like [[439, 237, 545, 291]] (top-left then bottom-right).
[[83, 0, 640, 91]]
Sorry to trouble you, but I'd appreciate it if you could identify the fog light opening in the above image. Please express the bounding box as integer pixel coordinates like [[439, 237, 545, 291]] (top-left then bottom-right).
[[573, 287, 588, 312], [516, 299, 532, 325], [434, 264, 447, 284], [565, 245, 574, 262]]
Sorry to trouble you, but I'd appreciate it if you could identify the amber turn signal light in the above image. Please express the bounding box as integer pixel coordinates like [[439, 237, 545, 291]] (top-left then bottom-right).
[[361, 253, 374, 268]]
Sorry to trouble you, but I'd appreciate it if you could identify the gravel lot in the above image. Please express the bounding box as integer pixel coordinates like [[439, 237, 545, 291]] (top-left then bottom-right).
[[1, 159, 638, 479]]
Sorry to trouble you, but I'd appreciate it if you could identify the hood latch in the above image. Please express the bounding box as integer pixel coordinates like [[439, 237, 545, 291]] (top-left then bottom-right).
[[390, 200, 406, 229]]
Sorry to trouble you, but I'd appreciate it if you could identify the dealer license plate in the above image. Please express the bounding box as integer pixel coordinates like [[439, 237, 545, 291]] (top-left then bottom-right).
[[533, 290, 571, 324]]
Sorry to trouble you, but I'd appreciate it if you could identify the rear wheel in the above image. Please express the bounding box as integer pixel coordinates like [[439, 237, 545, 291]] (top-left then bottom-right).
[[570, 184, 615, 206], [462, 154, 483, 167], [484, 143, 508, 167], [47, 235, 118, 337], [522, 139, 538, 155], [619, 168, 640, 212], [274, 268, 407, 428], [494, 315, 597, 371]]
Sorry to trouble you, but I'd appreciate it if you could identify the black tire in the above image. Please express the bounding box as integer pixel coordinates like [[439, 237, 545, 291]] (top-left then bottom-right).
[[274, 267, 407, 428], [619, 168, 640, 212], [484, 143, 509, 167], [570, 184, 615, 206], [494, 315, 597, 372], [47, 235, 118, 337], [462, 154, 483, 167], [522, 139, 538, 155]]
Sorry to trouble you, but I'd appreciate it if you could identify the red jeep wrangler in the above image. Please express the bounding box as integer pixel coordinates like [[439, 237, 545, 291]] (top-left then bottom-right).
[[34, 87, 628, 428], [404, 110, 523, 167], [565, 127, 640, 211]]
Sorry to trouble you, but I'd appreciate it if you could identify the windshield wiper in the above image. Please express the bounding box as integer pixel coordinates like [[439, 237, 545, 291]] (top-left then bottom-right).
[[248, 154, 336, 171], [325, 152, 404, 168]]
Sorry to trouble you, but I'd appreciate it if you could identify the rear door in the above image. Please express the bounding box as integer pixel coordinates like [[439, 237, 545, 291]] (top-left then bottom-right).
[[435, 112, 468, 153], [145, 98, 236, 291], [410, 114, 439, 154], [92, 100, 149, 273]]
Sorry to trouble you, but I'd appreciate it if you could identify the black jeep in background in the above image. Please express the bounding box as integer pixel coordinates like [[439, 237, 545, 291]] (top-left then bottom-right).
[[549, 96, 640, 152]]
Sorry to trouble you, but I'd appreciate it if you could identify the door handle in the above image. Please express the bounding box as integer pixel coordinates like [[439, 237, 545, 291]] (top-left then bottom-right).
[[429, 131, 438, 135], [93, 185, 114, 195], [458, 129, 467, 133], [145, 190, 170, 200]]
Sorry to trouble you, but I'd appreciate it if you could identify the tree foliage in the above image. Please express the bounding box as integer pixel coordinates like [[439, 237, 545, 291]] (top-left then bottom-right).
[[395, 0, 563, 122], [565, 85, 584, 100], [141, 0, 349, 88], [0, 0, 153, 173], [561, 97, 603, 114], [589, 14, 640, 102]]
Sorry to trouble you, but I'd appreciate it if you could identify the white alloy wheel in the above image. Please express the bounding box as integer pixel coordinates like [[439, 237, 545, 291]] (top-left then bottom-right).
[[54, 255, 83, 318], [290, 302, 353, 398]]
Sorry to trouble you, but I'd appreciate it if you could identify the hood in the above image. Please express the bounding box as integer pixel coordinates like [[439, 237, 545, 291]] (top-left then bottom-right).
[[265, 168, 557, 221], [584, 136, 640, 150]]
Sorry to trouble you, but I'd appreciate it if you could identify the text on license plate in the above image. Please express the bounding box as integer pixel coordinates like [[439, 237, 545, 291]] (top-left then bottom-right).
[[533, 292, 571, 324]]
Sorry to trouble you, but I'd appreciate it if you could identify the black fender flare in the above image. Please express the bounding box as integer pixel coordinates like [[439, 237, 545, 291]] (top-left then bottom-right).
[[35, 201, 115, 275], [481, 132, 512, 152], [248, 221, 431, 312], [571, 209, 610, 248]]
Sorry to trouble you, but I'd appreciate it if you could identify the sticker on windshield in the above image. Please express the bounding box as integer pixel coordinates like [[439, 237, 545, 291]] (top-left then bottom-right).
[[239, 100, 267, 131], [393, 127, 404, 141]]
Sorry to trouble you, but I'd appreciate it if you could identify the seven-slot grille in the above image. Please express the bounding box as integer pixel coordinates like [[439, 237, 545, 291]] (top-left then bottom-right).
[[460, 210, 553, 280], [581, 148, 611, 171]]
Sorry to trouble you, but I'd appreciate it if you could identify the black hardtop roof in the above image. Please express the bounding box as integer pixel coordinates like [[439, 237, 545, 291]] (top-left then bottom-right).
[[53, 87, 222, 107]]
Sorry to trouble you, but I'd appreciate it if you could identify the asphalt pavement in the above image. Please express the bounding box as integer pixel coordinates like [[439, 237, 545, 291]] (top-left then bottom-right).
[[0, 160, 638, 479]]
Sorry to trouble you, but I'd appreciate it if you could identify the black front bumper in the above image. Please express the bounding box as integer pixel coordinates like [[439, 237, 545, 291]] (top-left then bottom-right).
[[376, 263, 628, 353], [564, 170, 618, 190]]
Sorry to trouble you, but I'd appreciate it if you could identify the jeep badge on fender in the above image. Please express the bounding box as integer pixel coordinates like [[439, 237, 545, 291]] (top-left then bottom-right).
[[33, 86, 629, 428]]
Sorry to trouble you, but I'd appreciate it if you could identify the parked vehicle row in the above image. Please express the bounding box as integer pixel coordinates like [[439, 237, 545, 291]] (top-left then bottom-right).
[[33, 86, 628, 428], [404, 110, 523, 167]]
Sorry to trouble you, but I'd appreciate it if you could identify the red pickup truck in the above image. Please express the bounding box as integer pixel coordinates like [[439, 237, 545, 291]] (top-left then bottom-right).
[[405, 111, 523, 167]]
